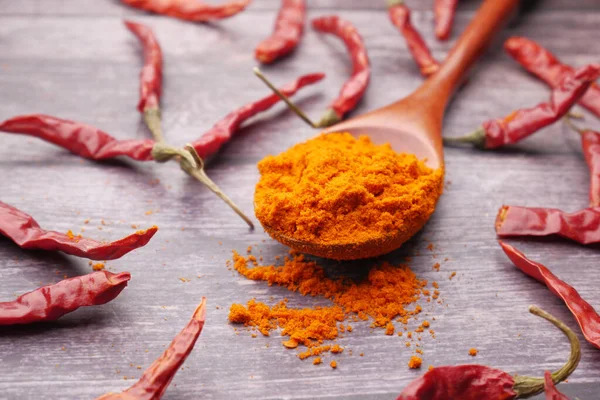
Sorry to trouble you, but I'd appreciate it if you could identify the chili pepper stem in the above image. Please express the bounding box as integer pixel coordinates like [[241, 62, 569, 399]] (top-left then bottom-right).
[[253, 67, 319, 128], [182, 145, 254, 229], [512, 305, 580, 398], [151, 142, 197, 168], [442, 127, 487, 149], [317, 108, 341, 128], [151, 142, 254, 228], [143, 107, 164, 143], [386, 0, 405, 6]]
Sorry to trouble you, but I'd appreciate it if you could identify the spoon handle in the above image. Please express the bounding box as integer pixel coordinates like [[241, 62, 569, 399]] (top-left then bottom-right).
[[425, 0, 520, 106]]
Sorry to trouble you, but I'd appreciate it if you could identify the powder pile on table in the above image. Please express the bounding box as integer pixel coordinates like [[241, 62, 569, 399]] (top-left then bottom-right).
[[228, 250, 443, 365]]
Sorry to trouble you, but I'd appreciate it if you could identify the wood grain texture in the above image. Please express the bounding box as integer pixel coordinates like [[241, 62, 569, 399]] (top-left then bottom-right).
[[1, 1, 599, 399]]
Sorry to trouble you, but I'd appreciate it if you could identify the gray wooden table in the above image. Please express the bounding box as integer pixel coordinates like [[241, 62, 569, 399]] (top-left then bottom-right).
[[1, 1, 599, 399]]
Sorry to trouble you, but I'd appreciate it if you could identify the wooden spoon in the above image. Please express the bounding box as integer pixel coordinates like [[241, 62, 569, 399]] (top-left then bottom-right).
[[260, 0, 520, 260]]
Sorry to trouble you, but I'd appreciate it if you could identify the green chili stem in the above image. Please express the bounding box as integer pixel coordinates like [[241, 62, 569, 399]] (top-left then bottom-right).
[[253, 67, 320, 129], [182, 145, 254, 229], [317, 108, 342, 128], [513, 305, 581, 398], [442, 127, 487, 149], [143, 107, 164, 143], [150, 137, 254, 229], [386, 0, 405, 7]]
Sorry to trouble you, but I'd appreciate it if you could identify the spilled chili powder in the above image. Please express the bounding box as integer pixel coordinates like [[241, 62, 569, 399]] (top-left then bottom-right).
[[229, 250, 439, 363], [254, 133, 443, 250]]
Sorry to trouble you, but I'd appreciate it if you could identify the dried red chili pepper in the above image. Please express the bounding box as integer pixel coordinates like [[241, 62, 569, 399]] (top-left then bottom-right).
[[255, 0, 306, 64], [397, 305, 580, 399], [564, 116, 600, 207], [444, 64, 600, 149], [434, 0, 458, 41], [96, 298, 206, 400], [388, 0, 440, 77], [0, 113, 253, 227], [500, 241, 600, 350], [121, 0, 251, 22], [254, 16, 370, 128], [0, 114, 155, 161], [0, 201, 157, 260], [190, 72, 325, 159], [310, 15, 370, 127], [544, 371, 571, 400], [125, 20, 164, 141], [495, 205, 600, 245], [0, 270, 131, 326], [505, 37, 600, 119]]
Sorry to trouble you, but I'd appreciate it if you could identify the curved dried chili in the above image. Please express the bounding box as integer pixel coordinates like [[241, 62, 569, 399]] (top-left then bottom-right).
[[444, 64, 600, 149], [312, 15, 370, 127], [397, 305, 580, 399], [125, 20, 164, 141], [253, 16, 369, 128], [505, 37, 600, 119], [0, 201, 157, 260], [564, 116, 600, 207], [0, 271, 131, 325], [388, 0, 440, 77], [96, 298, 206, 399], [190, 72, 325, 159], [121, 0, 251, 22], [434, 0, 458, 41], [255, 0, 306, 64], [0, 114, 155, 161], [496, 205, 600, 245], [500, 241, 600, 350]]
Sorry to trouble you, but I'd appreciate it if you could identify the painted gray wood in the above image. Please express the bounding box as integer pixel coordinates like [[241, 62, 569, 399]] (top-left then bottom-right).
[[0, 1, 599, 399]]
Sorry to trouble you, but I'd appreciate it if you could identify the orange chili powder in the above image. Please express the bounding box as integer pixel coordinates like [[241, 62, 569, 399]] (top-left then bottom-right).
[[408, 356, 422, 369], [228, 250, 436, 362], [254, 133, 443, 249]]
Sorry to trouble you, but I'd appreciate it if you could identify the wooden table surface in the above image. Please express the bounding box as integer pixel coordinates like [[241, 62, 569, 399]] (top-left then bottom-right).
[[1, 1, 600, 399]]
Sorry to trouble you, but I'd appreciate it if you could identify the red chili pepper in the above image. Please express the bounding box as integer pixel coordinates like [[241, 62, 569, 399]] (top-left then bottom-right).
[[96, 298, 207, 400], [388, 0, 440, 77], [434, 0, 458, 41], [397, 305, 580, 399], [544, 371, 571, 400], [0, 114, 155, 161], [125, 20, 164, 141], [500, 241, 600, 350], [0, 271, 131, 326], [311, 15, 371, 127], [582, 130, 600, 207], [564, 117, 600, 207], [505, 37, 600, 119], [190, 72, 325, 159], [0, 113, 253, 227], [255, 0, 306, 64], [495, 205, 600, 245], [0, 201, 158, 260], [121, 0, 251, 22], [444, 64, 600, 149]]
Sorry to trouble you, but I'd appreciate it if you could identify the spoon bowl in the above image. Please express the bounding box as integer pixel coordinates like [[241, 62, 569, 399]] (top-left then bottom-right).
[[259, 0, 520, 260]]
